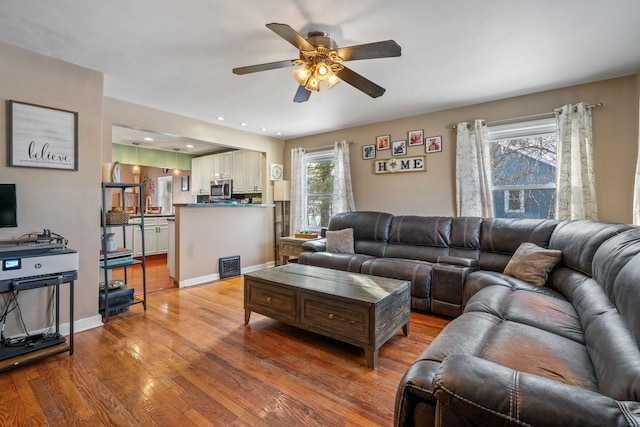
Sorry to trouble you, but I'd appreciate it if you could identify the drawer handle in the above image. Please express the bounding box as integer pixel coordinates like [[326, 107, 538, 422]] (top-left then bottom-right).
[[329, 313, 334, 319]]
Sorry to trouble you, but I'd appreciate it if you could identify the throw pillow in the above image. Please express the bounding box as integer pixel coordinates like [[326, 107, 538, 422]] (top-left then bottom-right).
[[503, 242, 562, 287], [326, 228, 355, 254]]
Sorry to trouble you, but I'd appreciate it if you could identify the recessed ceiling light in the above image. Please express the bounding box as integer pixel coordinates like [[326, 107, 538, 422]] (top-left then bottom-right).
[[259, 128, 267, 132], [276, 132, 282, 136], [240, 122, 247, 127], [216, 116, 224, 121], [185, 144, 194, 148], [143, 137, 154, 141]]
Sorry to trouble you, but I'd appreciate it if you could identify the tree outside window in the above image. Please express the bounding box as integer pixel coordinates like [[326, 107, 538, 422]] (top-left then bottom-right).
[[306, 151, 334, 229]]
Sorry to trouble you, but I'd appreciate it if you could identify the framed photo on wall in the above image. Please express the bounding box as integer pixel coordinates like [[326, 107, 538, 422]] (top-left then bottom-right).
[[362, 144, 376, 160], [408, 129, 424, 146], [392, 140, 407, 156], [376, 134, 390, 150], [426, 135, 442, 153], [7, 100, 78, 170]]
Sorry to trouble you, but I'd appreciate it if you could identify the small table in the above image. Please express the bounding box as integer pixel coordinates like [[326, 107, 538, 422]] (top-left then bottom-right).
[[244, 264, 411, 369], [279, 236, 318, 265]]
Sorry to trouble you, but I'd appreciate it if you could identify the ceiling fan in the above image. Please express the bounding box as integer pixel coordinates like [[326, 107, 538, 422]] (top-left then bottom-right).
[[232, 23, 401, 103]]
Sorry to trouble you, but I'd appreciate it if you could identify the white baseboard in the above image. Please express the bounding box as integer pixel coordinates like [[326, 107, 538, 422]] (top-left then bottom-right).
[[178, 261, 275, 288]]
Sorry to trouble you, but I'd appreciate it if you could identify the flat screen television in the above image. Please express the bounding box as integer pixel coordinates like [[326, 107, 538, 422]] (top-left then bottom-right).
[[0, 184, 17, 228]]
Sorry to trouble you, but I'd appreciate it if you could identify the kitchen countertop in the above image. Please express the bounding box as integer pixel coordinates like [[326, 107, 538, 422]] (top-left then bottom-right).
[[174, 203, 275, 208], [130, 213, 175, 218]]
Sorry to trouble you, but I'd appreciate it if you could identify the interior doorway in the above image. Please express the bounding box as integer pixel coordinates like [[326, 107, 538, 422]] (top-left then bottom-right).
[[158, 176, 173, 214]]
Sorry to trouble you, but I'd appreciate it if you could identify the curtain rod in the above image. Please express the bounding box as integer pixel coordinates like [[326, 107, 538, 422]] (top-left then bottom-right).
[[305, 141, 354, 153], [451, 102, 603, 129]]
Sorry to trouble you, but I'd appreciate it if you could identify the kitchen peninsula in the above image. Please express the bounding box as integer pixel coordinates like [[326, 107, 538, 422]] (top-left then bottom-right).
[[172, 202, 275, 287]]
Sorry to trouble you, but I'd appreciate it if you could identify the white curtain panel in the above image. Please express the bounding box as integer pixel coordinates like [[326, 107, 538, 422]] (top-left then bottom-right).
[[455, 119, 494, 217], [332, 140, 356, 214], [634, 105, 640, 224], [290, 147, 307, 233], [555, 103, 598, 220]]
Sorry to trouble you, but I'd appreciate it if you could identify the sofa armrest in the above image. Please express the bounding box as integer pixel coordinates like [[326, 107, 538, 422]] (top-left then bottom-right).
[[437, 256, 478, 268], [433, 355, 640, 427], [301, 238, 326, 252]]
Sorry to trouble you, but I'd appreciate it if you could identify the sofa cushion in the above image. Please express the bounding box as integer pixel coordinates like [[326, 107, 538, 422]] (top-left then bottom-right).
[[503, 242, 562, 287], [297, 251, 375, 273], [478, 218, 559, 272], [465, 285, 584, 344], [384, 216, 452, 262], [325, 228, 354, 254], [448, 216, 483, 259], [360, 258, 432, 311], [327, 211, 393, 257], [549, 220, 633, 276]]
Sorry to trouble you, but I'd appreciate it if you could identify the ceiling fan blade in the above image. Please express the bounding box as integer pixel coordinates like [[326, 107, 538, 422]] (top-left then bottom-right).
[[232, 59, 296, 75], [336, 66, 386, 98], [293, 85, 312, 103], [337, 40, 401, 61], [266, 23, 315, 51]]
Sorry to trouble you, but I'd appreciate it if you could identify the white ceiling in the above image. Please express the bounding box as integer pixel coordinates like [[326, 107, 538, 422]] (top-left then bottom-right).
[[1, 0, 639, 149], [111, 125, 230, 156]]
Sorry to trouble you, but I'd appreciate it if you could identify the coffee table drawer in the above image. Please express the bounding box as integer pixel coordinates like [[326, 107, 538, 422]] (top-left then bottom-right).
[[246, 282, 297, 322], [301, 294, 370, 344]]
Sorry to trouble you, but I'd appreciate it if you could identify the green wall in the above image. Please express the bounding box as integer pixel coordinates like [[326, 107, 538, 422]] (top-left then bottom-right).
[[112, 143, 193, 170]]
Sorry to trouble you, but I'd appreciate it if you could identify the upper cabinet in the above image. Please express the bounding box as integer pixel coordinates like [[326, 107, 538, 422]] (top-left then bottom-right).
[[192, 150, 263, 196], [233, 150, 263, 194], [191, 155, 216, 195], [211, 152, 233, 179]]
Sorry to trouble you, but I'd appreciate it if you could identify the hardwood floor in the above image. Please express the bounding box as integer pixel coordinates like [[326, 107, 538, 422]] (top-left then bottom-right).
[[111, 254, 176, 295], [0, 267, 450, 426]]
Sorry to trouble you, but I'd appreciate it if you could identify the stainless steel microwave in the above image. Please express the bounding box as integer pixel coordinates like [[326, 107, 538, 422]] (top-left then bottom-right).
[[210, 179, 232, 200]]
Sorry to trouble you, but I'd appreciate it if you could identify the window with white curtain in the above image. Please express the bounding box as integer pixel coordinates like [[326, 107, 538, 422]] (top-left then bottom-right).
[[305, 150, 334, 229], [488, 118, 557, 219]]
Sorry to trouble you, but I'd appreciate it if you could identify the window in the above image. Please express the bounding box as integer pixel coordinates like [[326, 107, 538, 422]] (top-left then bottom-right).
[[488, 119, 557, 219], [305, 150, 334, 229], [504, 190, 525, 213]]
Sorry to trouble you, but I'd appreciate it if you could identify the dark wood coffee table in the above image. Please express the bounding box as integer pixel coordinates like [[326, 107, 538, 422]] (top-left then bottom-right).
[[244, 264, 411, 369]]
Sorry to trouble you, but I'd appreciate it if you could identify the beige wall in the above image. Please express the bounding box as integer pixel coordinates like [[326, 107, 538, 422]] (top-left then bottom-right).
[[0, 42, 104, 332], [175, 206, 272, 286], [285, 76, 639, 223]]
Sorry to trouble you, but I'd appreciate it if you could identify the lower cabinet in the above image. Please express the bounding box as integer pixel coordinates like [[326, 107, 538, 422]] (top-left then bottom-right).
[[132, 217, 170, 256]]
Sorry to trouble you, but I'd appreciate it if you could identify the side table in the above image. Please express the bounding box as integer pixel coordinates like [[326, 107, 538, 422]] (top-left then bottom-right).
[[279, 236, 319, 265]]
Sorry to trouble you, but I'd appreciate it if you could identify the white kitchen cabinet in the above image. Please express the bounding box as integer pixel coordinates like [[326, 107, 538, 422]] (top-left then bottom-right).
[[212, 152, 233, 179], [191, 157, 204, 195], [132, 217, 171, 256], [191, 155, 216, 195], [233, 150, 263, 193], [157, 217, 170, 253], [232, 150, 248, 193], [193, 153, 234, 195], [246, 150, 263, 192]]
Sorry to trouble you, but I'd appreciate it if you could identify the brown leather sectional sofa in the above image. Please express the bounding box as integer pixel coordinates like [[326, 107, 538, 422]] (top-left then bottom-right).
[[298, 211, 640, 426]]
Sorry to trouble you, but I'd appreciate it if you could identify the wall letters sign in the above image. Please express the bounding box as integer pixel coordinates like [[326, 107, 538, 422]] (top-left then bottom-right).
[[374, 156, 426, 174], [7, 100, 78, 171]]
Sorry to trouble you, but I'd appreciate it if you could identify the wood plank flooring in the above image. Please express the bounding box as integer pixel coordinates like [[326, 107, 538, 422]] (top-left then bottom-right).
[[111, 254, 176, 295], [0, 268, 450, 426]]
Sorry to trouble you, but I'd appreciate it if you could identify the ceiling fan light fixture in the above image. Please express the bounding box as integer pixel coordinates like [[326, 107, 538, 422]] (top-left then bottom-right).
[[293, 65, 311, 85], [326, 72, 340, 89], [305, 76, 320, 92], [316, 63, 329, 78]]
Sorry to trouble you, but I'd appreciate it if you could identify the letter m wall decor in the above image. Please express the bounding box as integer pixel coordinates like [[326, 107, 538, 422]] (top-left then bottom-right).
[[7, 100, 78, 171]]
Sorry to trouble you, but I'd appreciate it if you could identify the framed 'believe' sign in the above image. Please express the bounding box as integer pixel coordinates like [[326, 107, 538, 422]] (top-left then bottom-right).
[[7, 100, 78, 171]]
